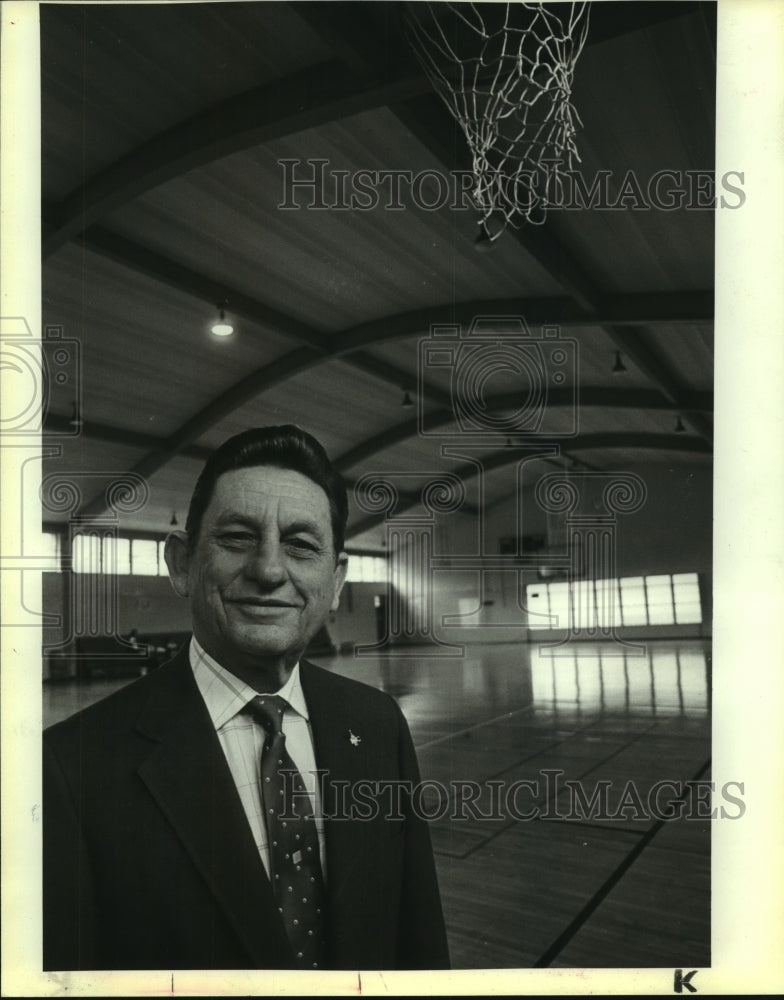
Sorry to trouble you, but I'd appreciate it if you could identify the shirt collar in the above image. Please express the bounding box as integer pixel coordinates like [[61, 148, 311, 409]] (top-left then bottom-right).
[[189, 636, 309, 731]]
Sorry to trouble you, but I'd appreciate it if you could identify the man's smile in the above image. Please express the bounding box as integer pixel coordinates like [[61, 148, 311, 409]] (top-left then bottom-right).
[[227, 597, 302, 613]]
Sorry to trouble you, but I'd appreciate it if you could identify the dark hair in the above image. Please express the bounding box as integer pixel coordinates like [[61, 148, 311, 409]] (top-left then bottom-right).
[[185, 425, 348, 555]]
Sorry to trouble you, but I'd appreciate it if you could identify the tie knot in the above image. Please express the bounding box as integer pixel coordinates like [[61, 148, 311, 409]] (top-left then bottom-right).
[[247, 694, 288, 734]]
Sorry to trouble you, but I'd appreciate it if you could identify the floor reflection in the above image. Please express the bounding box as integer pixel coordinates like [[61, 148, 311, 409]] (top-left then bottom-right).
[[311, 639, 710, 746], [42, 638, 711, 969], [44, 640, 710, 732], [529, 643, 710, 715]]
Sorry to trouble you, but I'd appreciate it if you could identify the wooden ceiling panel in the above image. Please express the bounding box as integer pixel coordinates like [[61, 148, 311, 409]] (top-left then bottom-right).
[[37, 2, 716, 538], [644, 324, 714, 391], [344, 435, 457, 481], [367, 326, 655, 400], [571, 334, 652, 388], [575, 9, 714, 177], [137, 457, 220, 536], [543, 7, 715, 293], [101, 107, 567, 333], [190, 358, 402, 457], [41, 437, 151, 526], [43, 452, 210, 537], [568, 446, 712, 471], [568, 406, 680, 438], [42, 246, 296, 433], [545, 193, 714, 295], [41, 1, 332, 202]]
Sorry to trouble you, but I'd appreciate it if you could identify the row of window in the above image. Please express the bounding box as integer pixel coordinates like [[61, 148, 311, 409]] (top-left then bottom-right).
[[72, 535, 169, 576], [525, 573, 703, 629], [43, 533, 388, 583], [345, 554, 389, 583], [530, 646, 709, 711], [43, 533, 702, 627]]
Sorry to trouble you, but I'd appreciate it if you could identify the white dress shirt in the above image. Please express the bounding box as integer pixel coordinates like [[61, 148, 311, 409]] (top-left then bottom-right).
[[189, 637, 327, 879]]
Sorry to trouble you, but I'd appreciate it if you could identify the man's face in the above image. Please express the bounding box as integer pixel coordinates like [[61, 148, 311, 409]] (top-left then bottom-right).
[[170, 465, 347, 681]]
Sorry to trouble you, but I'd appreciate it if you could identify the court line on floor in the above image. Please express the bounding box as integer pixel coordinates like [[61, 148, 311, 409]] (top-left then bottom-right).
[[531, 758, 712, 968], [415, 705, 538, 749], [431, 720, 663, 860], [414, 699, 656, 751]]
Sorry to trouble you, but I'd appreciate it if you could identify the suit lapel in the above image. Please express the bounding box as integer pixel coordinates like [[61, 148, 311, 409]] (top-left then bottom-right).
[[300, 661, 369, 912], [134, 652, 294, 968]]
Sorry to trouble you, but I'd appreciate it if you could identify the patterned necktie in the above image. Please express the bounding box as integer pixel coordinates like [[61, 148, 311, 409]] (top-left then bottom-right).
[[246, 695, 327, 970]]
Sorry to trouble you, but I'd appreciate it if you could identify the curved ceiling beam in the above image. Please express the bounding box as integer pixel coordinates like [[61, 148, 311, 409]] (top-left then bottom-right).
[[43, 61, 432, 258], [77, 227, 328, 348], [334, 389, 714, 472], [70, 230, 714, 516], [345, 432, 711, 539], [77, 225, 714, 344], [76, 219, 716, 419], [46, 386, 714, 465], [83, 345, 325, 513], [330, 293, 713, 354], [392, 93, 715, 445], [62, 84, 714, 447], [68, 228, 713, 517], [43, 414, 212, 461]]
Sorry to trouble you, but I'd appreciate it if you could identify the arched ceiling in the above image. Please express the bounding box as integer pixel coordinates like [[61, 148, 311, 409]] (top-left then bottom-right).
[[40, 1, 716, 547]]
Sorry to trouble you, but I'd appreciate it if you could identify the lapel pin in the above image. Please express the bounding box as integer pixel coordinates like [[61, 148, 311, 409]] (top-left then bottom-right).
[[348, 729, 361, 747]]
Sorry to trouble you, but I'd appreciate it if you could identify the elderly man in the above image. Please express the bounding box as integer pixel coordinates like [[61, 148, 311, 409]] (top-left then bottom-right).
[[43, 426, 449, 971]]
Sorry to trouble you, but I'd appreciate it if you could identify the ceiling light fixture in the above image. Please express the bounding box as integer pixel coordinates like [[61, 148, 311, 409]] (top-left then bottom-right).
[[170, 511, 179, 527], [401, 390, 413, 408], [211, 301, 234, 337], [611, 351, 627, 375], [674, 416, 686, 433]]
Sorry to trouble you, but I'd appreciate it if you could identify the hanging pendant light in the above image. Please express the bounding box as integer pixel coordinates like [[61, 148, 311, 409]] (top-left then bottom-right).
[[211, 301, 234, 337]]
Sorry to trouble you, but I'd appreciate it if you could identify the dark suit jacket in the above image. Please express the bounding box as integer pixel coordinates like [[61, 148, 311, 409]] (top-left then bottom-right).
[[43, 648, 450, 971]]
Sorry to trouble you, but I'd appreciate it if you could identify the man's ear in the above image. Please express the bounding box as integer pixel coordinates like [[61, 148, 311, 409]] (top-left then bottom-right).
[[331, 552, 349, 611], [164, 531, 191, 598]]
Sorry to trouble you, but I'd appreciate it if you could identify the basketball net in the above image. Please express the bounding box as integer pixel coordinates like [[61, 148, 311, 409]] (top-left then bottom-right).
[[405, 2, 591, 242]]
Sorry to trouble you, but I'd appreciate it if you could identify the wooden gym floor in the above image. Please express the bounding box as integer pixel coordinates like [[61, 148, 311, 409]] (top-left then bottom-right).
[[43, 638, 711, 970]]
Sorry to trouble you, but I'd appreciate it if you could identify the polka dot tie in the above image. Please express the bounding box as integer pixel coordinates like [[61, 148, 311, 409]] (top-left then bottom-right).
[[247, 695, 326, 970]]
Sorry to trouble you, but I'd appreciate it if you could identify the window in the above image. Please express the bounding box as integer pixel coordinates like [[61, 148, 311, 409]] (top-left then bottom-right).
[[70, 535, 168, 576], [547, 581, 569, 630], [72, 534, 102, 574], [526, 572, 702, 629], [645, 574, 675, 625], [344, 553, 387, 583], [673, 573, 702, 624], [103, 537, 131, 575], [132, 539, 160, 576], [619, 577, 647, 626]]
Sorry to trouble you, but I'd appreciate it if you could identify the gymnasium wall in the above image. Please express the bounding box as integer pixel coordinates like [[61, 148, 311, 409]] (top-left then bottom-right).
[[405, 462, 713, 646], [42, 462, 712, 678]]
